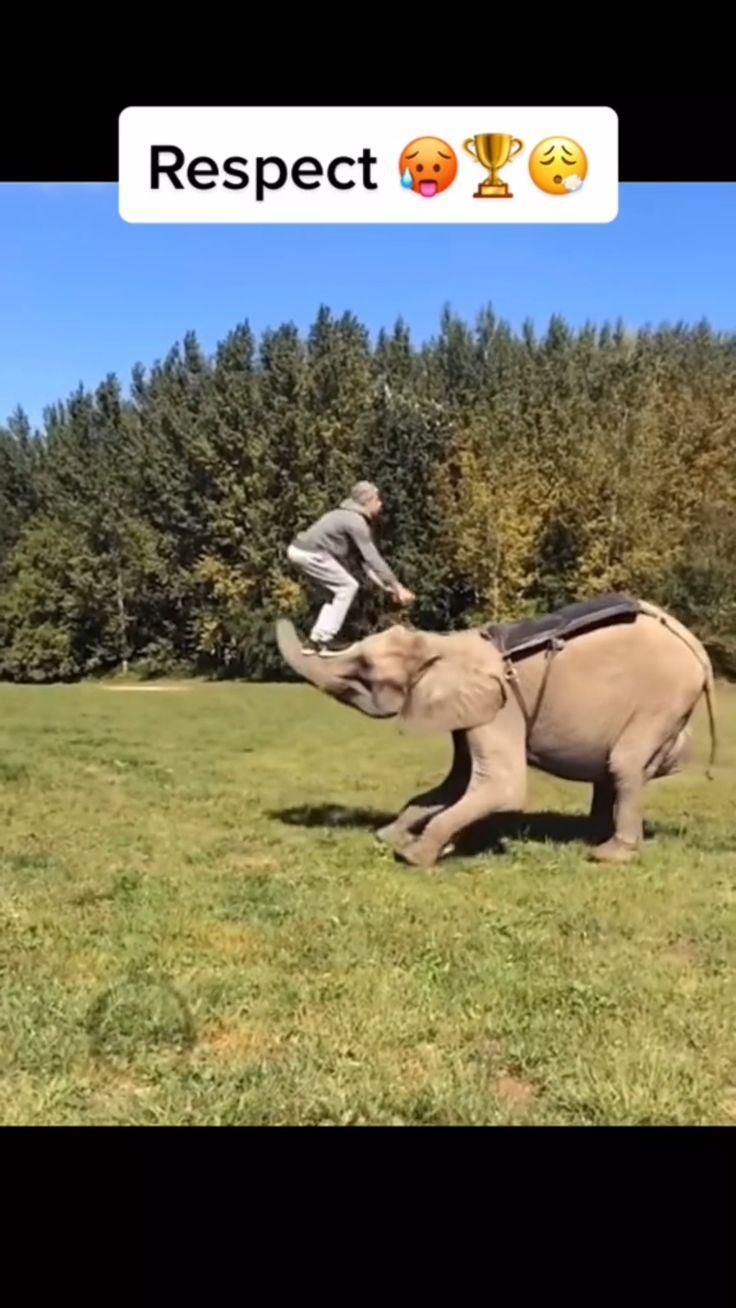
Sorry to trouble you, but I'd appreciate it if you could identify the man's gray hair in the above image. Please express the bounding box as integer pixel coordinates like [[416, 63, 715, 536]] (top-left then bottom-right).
[[351, 480, 379, 505]]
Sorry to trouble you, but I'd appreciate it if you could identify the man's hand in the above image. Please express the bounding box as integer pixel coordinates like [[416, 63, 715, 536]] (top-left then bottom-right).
[[363, 567, 414, 606]]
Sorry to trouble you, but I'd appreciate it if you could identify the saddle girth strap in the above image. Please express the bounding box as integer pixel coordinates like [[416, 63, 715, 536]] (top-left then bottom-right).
[[503, 637, 564, 741]]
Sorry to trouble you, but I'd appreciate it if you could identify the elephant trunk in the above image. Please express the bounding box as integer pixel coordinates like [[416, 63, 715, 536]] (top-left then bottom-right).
[[275, 620, 396, 718], [276, 619, 354, 691]]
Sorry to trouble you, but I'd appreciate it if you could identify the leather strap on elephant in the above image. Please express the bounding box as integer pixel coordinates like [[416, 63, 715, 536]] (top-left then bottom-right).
[[502, 636, 565, 742], [638, 607, 718, 778], [482, 594, 639, 743]]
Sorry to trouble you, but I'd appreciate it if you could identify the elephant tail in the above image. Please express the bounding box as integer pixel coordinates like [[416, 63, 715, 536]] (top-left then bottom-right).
[[644, 604, 718, 779], [702, 663, 718, 781]]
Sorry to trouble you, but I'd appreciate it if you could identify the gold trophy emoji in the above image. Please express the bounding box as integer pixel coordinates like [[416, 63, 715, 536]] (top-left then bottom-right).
[[463, 133, 524, 198]]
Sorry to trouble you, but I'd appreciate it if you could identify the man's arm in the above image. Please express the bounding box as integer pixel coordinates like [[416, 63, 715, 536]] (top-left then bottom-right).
[[362, 565, 394, 593], [348, 518, 401, 592]]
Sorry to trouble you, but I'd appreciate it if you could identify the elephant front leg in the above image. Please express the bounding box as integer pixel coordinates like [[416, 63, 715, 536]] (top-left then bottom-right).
[[396, 774, 525, 868], [397, 722, 527, 868], [376, 731, 471, 850]]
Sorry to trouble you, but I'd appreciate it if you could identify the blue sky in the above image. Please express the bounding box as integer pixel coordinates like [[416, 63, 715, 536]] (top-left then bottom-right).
[[1, 183, 735, 430]]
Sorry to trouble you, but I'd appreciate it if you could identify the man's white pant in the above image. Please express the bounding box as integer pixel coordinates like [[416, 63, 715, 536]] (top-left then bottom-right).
[[287, 543, 359, 642]]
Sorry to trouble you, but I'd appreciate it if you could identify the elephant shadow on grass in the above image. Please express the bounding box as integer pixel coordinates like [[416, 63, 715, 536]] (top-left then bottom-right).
[[271, 803, 659, 857]]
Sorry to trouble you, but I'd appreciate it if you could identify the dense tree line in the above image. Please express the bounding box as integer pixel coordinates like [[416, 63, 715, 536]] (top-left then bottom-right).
[[1, 305, 735, 682]]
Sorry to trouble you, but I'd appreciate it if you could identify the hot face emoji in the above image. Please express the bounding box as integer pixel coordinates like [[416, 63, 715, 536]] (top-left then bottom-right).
[[399, 137, 458, 198], [529, 137, 588, 195]]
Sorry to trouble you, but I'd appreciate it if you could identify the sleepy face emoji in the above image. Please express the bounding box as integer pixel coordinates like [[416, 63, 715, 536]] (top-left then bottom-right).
[[399, 137, 458, 198], [529, 137, 588, 195]]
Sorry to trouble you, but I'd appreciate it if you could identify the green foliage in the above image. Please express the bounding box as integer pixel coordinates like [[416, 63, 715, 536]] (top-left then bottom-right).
[[1, 308, 735, 681], [0, 407, 40, 579]]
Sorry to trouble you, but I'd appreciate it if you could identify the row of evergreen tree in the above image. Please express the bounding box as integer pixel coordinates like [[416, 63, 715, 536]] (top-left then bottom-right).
[[1, 305, 735, 682]]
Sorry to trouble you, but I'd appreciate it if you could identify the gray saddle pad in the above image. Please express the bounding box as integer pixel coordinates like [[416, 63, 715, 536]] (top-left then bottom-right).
[[481, 593, 640, 661]]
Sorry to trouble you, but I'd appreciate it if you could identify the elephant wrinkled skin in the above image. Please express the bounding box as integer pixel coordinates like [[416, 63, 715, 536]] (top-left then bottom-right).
[[275, 599, 717, 868]]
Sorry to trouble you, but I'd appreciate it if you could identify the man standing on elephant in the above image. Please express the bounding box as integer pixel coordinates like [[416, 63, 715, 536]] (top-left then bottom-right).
[[287, 481, 415, 655]]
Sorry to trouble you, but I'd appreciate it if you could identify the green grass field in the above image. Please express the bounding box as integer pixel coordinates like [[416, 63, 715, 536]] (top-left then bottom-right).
[[0, 677, 734, 1125]]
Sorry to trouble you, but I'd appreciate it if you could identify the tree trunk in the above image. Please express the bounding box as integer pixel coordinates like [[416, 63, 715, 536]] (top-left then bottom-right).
[[493, 539, 502, 621], [606, 413, 627, 577], [115, 563, 129, 675]]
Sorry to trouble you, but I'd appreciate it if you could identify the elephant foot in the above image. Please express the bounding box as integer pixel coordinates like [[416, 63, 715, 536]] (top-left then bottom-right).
[[395, 837, 441, 869], [375, 822, 413, 850], [588, 837, 639, 866]]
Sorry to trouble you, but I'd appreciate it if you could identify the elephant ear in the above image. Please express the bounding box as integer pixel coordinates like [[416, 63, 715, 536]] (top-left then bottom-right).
[[400, 644, 507, 734]]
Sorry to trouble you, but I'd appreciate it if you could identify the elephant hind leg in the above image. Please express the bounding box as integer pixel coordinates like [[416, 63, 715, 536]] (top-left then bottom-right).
[[376, 731, 471, 850], [649, 726, 691, 780], [589, 730, 659, 865], [589, 775, 643, 864]]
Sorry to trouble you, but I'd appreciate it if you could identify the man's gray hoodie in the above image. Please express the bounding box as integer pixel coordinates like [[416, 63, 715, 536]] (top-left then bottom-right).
[[292, 498, 399, 591]]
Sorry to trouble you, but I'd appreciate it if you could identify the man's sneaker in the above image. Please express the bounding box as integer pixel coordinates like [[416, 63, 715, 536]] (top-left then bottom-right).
[[301, 637, 350, 657], [317, 638, 352, 657]]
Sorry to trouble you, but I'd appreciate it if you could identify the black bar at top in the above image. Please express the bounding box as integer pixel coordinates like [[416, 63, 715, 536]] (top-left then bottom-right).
[[1, 97, 734, 183]]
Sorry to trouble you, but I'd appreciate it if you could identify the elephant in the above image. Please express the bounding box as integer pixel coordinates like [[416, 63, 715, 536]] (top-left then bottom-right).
[[275, 593, 718, 868]]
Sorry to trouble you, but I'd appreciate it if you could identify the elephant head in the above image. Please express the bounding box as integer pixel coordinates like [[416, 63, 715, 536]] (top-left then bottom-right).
[[275, 620, 508, 732]]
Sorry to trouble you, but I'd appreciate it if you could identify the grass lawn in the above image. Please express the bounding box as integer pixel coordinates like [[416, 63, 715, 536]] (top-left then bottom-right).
[[0, 677, 734, 1125]]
